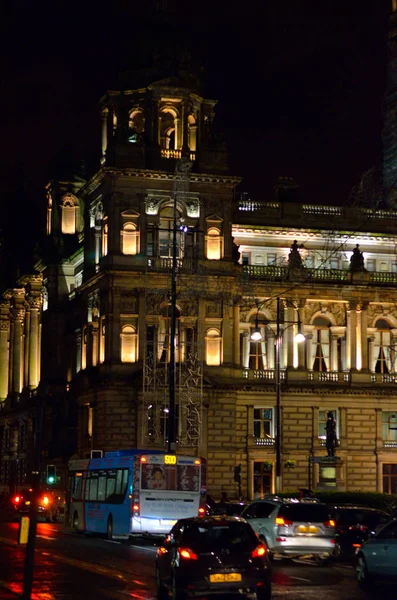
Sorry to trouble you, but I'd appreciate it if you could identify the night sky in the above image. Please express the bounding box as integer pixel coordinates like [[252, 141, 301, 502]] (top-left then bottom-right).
[[0, 0, 393, 277]]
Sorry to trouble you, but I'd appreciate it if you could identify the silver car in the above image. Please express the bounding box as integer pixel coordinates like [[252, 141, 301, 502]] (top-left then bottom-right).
[[240, 500, 336, 562], [356, 518, 397, 588]]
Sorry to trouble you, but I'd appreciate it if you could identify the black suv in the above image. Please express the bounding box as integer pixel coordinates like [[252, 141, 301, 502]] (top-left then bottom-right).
[[156, 516, 271, 600], [329, 505, 390, 560]]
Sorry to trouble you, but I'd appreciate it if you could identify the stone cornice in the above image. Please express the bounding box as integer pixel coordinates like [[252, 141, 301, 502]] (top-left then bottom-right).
[[81, 167, 241, 197]]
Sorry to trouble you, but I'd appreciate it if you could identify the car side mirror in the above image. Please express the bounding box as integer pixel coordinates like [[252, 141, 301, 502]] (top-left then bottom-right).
[[258, 534, 266, 543]]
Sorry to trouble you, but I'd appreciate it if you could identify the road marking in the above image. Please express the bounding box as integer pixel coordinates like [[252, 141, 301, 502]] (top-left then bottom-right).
[[37, 535, 57, 540], [128, 545, 158, 553], [103, 539, 121, 544], [289, 576, 312, 582]]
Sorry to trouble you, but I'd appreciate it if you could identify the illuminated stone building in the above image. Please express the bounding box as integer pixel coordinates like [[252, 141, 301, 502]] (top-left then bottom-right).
[[2, 5, 397, 500]]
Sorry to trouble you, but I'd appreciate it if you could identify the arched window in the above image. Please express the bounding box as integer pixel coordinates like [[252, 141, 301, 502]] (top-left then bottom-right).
[[121, 222, 139, 255], [61, 194, 78, 234], [120, 325, 138, 363], [128, 109, 145, 143], [312, 316, 331, 372], [373, 319, 392, 373], [205, 227, 223, 260], [205, 328, 222, 366], [159, 108, 179, 150], [102, 219, 108, 257]]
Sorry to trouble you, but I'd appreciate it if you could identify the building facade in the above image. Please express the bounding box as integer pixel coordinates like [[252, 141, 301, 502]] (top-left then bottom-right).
[[2, 5, 397, 500]]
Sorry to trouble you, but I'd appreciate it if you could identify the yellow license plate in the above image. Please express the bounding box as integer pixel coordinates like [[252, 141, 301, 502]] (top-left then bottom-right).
[[297, 525, 318, 534], [25, 501, 31, 506], [209, 573, 242, 583]]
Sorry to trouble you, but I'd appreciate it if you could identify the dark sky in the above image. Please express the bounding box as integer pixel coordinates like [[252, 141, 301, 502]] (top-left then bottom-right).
[[0, 0, 393, 274]]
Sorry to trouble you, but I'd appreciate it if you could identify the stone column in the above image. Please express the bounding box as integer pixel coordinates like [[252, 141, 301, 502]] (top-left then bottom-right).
[[76, 332, 82, 373], [297, 300, 306, 369], [138, 292, 146, 362], [331, 335, 339, 371], [101, 107, 109, 163], [285, 304, 295, 368], [223, 305, 233, 364], [347, 300, 358, 371], [95, 226, 101, 270], [107, 287, 121, 361], [306, 333, 313, 371], [267, 328, 275, 369], [92, 322, 99, 367], [12, 306, 25, 393], [368, 335, 375, 372], [174, 117, 181, 149], [24, 307, 30, 389], [0, 304, 10, 400], [359, 302, 369, 371], [182, 102, 189, 155], [233, 303, 240, 367], [28, 298, 41, 389]]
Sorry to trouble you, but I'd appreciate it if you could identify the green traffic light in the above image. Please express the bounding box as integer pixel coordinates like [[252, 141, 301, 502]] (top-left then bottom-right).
[[48, 476, 55, 484]]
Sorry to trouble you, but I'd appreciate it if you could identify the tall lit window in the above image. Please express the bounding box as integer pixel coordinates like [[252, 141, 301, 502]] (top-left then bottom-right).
[[102, 219, 108, 257], [248, 316, 267, 370], [383, 464, 397, 494], [205, 227, 222, 260], [61, 194, 78, 234], [120, 325, 138, 363], [373, 319, 393, 373], [205, 328, 222, 366], [159, 207, 184, 259], [311, 316, 331, 372], [253, 408, 274, 439], [382, 411, 397, 442], [121, 222, 139, 255], [158, 306, 181, 363]]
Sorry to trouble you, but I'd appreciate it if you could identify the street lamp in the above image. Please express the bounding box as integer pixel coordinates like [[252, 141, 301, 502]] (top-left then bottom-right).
[[251, 297, 305, 493]]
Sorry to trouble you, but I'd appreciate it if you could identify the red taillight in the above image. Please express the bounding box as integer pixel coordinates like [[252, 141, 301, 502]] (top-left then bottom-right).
[[179, 548, 198, 560], [349, 524, 368, 531], [198, 506, 205, 517], [324, 519, 335, 528], [157, 546, 167, 555], [14, 496, 20, 504], [132, 503, 140, 515], [41, 496, 50, 506], [252, 544, 267, 558], [275, 517, 293, 526]]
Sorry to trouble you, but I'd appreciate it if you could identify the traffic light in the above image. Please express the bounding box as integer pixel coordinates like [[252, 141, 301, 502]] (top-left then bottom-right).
[[234, 464, 241, 484], [46, 464, 56, 485]]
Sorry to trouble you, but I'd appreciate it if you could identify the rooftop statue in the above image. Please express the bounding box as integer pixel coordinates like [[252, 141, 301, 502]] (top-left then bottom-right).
[[288, 240, 304, 270], [350, 244, 365, 272]]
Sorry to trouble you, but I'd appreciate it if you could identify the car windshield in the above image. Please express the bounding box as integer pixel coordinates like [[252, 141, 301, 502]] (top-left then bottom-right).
[[278, 503, 330, 522], [182, 522, 258, 550]]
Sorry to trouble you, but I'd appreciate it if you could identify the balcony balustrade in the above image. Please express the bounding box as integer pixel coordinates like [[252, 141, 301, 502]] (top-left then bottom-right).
[[383, 440, 397, 448]]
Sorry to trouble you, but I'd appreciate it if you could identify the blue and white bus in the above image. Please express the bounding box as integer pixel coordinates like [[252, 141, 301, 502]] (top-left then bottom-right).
[[67, 449, 206, 538]]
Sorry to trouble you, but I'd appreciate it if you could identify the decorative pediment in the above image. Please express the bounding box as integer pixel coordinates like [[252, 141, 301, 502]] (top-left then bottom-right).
[[121, 209, 140, 220], [205, 214, 223, 223]]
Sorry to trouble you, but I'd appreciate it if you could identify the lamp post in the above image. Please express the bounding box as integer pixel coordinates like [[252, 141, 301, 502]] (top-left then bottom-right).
[[251, 297, 305, 493]]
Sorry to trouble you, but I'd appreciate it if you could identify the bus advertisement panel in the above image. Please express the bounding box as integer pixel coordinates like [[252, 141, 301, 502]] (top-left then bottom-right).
[[67, 450, 206, 538], [134, 454, 204, 533]]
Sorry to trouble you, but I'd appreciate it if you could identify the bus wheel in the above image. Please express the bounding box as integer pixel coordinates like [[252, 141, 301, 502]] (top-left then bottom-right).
[[107, 516, 113, 540], [73, 512, 79, 532]]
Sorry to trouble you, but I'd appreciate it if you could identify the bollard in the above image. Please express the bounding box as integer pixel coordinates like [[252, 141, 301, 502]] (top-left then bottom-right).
[[18, 516, 30, 545]]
